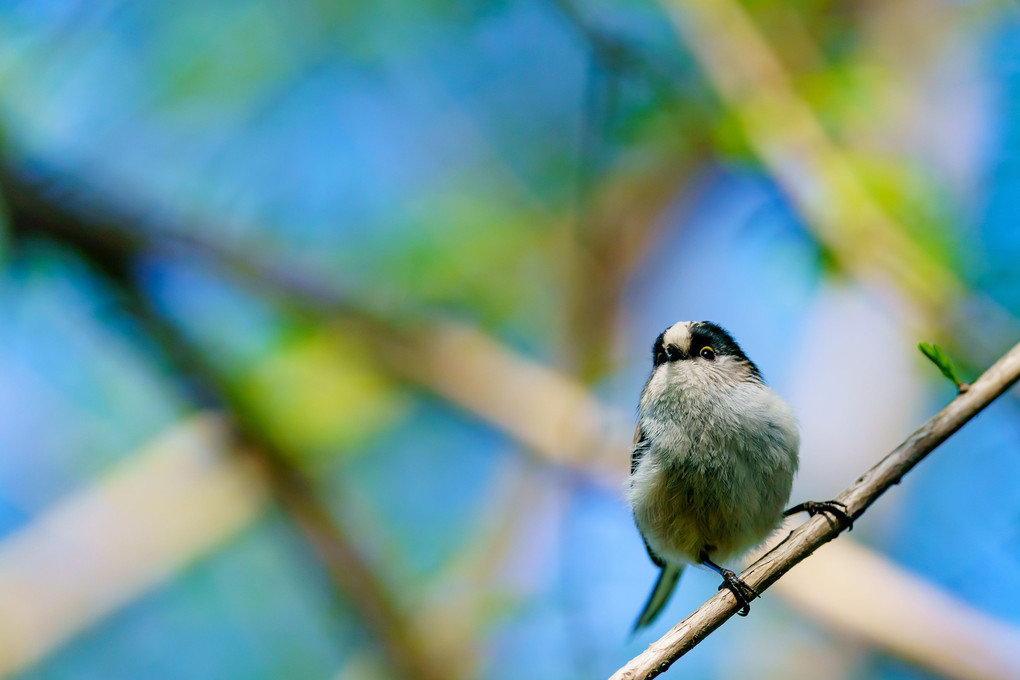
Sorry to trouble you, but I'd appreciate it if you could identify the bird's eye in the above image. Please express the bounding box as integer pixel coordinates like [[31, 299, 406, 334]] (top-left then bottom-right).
[[665, 346, 677, 361], [700, 346, 715, 360]]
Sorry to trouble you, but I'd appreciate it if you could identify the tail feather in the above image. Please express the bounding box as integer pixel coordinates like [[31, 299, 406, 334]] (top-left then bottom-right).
[[632, 563, 684, 632]]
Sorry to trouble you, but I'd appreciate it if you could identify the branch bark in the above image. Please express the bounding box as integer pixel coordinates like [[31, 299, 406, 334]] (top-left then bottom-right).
[[610, 341, 1020, 680]]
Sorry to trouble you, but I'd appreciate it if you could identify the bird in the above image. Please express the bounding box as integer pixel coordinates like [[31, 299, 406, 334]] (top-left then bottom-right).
[[627, 321, 849, 630]]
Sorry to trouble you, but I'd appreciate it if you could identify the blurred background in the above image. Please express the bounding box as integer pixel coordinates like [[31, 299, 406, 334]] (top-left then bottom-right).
[[1, 0, 1019, 679]]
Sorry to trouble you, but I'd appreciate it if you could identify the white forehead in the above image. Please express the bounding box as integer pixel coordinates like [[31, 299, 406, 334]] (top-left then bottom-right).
[[662, 321, 695, 352]]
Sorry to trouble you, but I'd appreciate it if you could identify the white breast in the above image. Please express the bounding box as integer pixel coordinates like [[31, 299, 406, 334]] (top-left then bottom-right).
[[628, 372, 799, 564]]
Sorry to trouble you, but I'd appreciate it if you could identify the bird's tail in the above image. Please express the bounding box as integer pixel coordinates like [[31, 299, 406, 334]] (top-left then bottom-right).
[[632, 563, 684, 632]]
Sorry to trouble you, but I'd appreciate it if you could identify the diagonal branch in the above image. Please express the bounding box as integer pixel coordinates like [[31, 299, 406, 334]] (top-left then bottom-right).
[[610, 341, 1020, 680]]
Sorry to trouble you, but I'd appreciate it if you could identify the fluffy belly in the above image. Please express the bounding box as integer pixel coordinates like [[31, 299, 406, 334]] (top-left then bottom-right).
[[631, 461, 787, 564]]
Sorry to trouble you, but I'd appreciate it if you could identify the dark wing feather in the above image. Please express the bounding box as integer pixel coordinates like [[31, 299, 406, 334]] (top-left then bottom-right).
[[630, 424, 662, 567], [629, 421, 679, 629], [631, 423, 649, 476]]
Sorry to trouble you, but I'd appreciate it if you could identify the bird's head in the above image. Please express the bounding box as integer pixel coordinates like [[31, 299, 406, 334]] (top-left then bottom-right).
[[651, 321, 762, 386]]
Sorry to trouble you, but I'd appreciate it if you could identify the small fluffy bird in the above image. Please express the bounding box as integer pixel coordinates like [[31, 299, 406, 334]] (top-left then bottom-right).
[[628, 321, 845, 630]]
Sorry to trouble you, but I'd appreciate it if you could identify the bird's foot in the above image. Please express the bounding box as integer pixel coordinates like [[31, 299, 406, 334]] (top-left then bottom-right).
[[716, 568, 758, 616], [784, 500, 854, 531]]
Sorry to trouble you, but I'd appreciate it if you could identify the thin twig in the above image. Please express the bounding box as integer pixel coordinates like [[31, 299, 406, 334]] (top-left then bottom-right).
[[610, 341, 1020, 680]]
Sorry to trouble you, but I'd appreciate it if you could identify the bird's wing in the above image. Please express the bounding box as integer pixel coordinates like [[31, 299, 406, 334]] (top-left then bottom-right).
[[629, 421, 681, 630], [641, 536, 664, 567], [630, 424, 662, 568], [631, 423, 649, 476]]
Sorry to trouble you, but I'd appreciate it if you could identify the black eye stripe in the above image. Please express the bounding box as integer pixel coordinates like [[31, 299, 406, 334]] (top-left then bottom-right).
[[688, 322, 762, 379], [650, 322, 762, 380], [690, 325, 739, 358], [652, 331, 667, 366]]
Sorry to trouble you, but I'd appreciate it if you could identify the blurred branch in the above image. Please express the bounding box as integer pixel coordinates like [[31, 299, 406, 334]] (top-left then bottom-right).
[[370, 320, 630, 483], [0, 417, 268, 678], [109, 290, 451, 680], [661, 0, 962, 315], [553, 0, 1019, 381], [414, 456, 539, 674], [262, 454, 452, 680], [768, 536, 1020, 680], [0, 163, 633, 482], [660, 0, 1020, 372], [562, 157, 693, 379], [610, 340, 1020, 680], [0, 164, 355, 315], [2, 171, 451, 680], [550, 0, 706, 378]]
